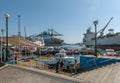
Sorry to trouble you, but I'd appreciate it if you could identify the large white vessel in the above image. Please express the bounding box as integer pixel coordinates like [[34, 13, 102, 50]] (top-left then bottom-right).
[[83, 18, 120, 49], [83, 28, 120, 46]]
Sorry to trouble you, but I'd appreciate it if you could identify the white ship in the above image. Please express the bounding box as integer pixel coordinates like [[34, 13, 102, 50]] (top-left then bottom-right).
[[83, 17, 120, 49]]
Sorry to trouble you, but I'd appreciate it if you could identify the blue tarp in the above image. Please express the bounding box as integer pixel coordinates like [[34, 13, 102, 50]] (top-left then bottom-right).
[[80, 56, 120, 69]]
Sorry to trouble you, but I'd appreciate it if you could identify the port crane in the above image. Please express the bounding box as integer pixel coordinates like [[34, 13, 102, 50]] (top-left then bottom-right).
[[27, 29, 63, 45], [48, 29, 63, 36], [97, 17, 113, 37], [28, 29, 63, 38]]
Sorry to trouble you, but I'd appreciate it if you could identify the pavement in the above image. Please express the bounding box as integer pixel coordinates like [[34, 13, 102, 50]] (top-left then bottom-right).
[[0, 65, 84, 83], [0, 63, 8, 70]]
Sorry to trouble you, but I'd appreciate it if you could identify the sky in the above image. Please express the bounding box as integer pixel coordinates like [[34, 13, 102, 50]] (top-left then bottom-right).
[[0, 0, 120, 44]]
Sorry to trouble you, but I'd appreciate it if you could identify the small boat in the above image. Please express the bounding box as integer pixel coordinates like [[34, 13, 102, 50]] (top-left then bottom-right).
[[55, 53, 74, 60], [55, 53, 75, 68], [73, 49, 79, 54], [66, 49, 73, 55]]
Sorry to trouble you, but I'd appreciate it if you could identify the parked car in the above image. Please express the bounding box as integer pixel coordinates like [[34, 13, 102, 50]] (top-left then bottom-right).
[[103, 49, 117, 56], [116, 51, 120, 56]]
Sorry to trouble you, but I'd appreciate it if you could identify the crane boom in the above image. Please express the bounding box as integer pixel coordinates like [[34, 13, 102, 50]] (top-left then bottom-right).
[[97, 17, 113, 37]]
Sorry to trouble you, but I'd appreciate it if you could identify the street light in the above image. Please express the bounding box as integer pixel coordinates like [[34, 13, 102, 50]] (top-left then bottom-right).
[[5, 13, 10, 62], [93, 20, 98, 57]]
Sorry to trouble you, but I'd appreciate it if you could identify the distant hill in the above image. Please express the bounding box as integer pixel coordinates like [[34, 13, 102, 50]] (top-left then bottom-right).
[[74, 43, 80, 45]]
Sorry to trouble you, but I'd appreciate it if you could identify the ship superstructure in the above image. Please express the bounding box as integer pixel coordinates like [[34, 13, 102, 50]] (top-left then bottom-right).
[[83, 17, 120, 49]]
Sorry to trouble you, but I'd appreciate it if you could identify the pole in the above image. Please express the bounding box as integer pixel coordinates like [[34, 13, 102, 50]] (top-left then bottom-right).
[[93, 20, 98, 57], [6, 17, 8, 61], [18, 15, 20, 49], [5, 13, 10, 62], [39, 46, 41, 62], [95, 24, 97, 57], [1, 29, 4, 62], [18, 15, 21, 36], [24, 26, 27, 39], [1, 30, 2, 63]]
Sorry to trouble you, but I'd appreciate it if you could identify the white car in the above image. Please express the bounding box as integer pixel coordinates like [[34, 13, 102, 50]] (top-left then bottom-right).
[[103, 49, 117, 56]]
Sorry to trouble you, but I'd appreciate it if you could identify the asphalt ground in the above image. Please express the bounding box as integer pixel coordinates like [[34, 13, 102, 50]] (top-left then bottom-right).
[[0, 66, 82, 83], [0, 63, 8, 70]]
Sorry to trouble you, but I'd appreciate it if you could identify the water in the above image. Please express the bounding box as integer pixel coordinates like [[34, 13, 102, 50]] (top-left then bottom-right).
[[37, 43, 120, 69], [60, 44, 83, 50], [37, 45, 83, 65]]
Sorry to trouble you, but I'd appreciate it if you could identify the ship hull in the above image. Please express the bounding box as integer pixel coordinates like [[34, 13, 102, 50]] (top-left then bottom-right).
[[84, 35, 120, 50]]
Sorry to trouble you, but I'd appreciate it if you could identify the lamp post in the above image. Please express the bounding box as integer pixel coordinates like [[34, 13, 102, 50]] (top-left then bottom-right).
[[18, 15, 21, 57], [93, 20, 98, 57], [1, 28, 5, 62], [5, 13, 10, 62]]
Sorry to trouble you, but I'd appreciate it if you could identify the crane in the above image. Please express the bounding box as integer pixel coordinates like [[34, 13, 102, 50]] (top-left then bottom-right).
[[97, 17, 113, 37], [48, 29, 63, 36]]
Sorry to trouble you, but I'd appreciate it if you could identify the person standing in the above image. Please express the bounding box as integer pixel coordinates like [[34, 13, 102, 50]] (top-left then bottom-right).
[[15, 55, 17, 64], [56, 59, 60, 73], [60, 60, 64, 71], [2, 48, 6, 62], [73, 59, 78, 74]]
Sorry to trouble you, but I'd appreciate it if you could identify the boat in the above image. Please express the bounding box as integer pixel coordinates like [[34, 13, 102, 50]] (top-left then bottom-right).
[[54, 49, 80, 68], [55, 52, 77, 69], [83, 18, 120, 50], [83, 28, 120, 49]]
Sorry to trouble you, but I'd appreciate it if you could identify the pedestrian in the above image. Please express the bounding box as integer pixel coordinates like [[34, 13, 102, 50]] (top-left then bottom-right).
[[2, 48, 6, 62], [56, 59, 60, 73], [60, 60, 64, 71], [73, 59, 78, 74], [15, 55, 17, 64]]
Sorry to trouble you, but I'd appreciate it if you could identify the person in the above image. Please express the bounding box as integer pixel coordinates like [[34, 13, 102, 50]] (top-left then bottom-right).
[[15, 55, 17, 64], [73, 59, 78, 74], [2, 48, 6, 62], [60, 60, 64, 71], [56, 59, 60, 73]]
